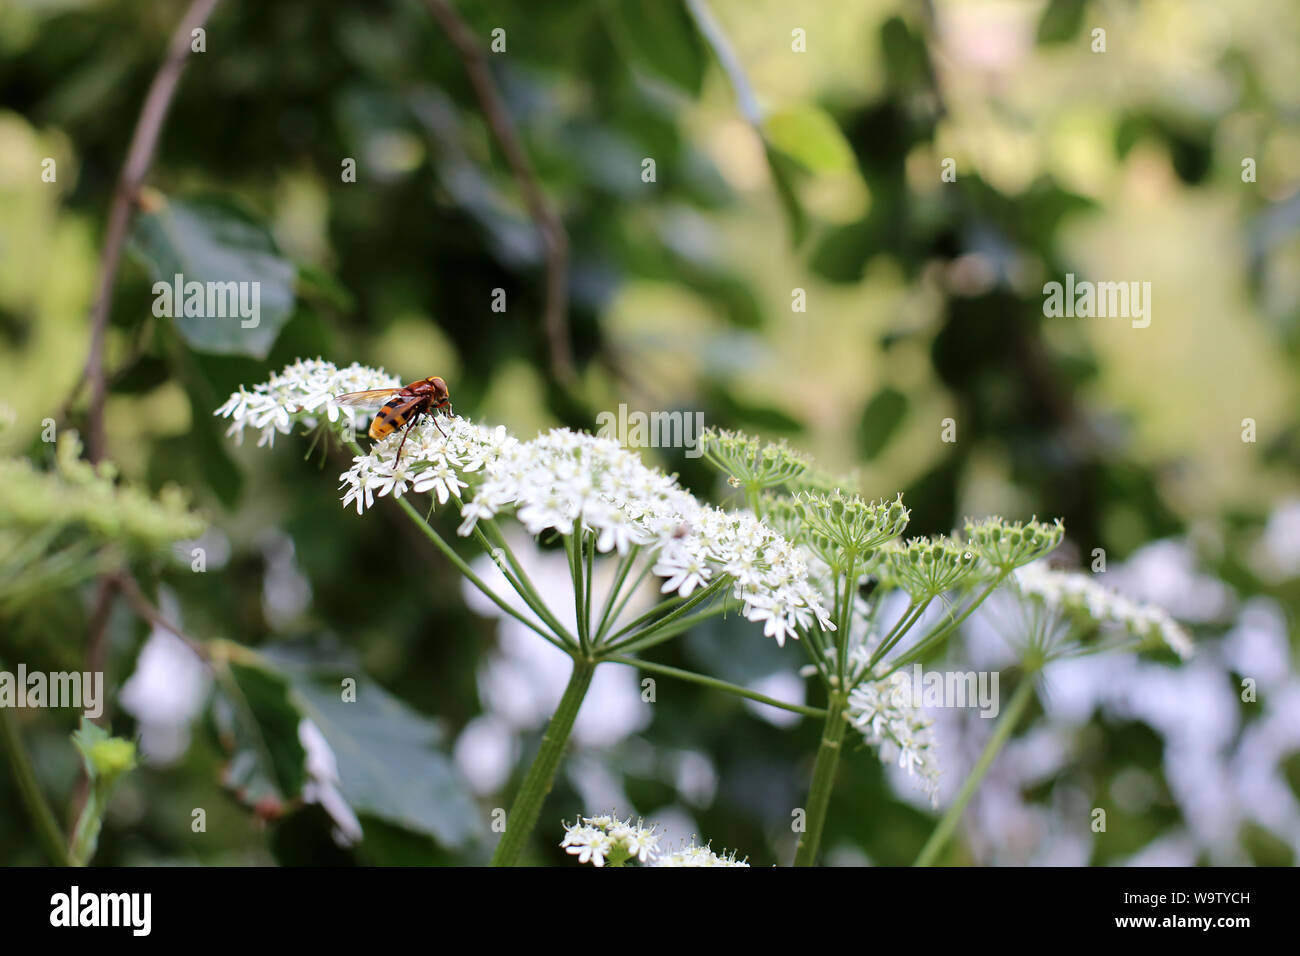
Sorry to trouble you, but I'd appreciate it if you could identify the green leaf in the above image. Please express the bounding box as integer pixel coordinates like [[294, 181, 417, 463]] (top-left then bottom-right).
[[287, 673, 485, 850], [602, 0, 705, 94], [296, 263, 355, 312], [858, 386, 909, 459], [764, 143, 809, 247], [128, 195, 297, 358], [1036, 0, 1086, 44], [216, 663, 307, 807], [764, 106, 855, 175]]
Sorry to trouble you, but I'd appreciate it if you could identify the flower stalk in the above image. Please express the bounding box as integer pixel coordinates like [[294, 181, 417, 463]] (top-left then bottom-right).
[[0, 703, 69, 866], [792, 690, 848, 866], [913, 674, 1037, 866], [491, 656, 596, 866]]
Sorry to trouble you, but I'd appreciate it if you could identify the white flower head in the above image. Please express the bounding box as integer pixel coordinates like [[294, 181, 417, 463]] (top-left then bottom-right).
[[653, 842, 751, 867], [845, 678, 942, 807], [561, 813, 746, 867], [218, 364, 832, 646], [561, 813, 661, 866], [215, 358, 401, 447], [1013, 561, 1193, 659], [457, 429, 833, 645]]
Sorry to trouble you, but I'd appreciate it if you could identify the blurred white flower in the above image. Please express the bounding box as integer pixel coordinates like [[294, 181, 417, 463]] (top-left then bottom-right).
[[1253, 498, 1300, 582], [118, 593, 212, 765], [1014, 561, 1193, 659], [299, 719, 363, 846]]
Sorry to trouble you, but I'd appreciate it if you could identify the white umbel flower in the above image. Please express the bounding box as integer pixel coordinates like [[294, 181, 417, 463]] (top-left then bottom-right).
[[561, 813, 746, 866], [215, 358, 401, 447], [218, 364, 832, 646], [338, 415, 514, 516], [845, 678, 942, 807], [653, 843, 750, 867], [457, 429, 833, 646], [561, 814, 661, 866], [1014, 562, 1193, 659]]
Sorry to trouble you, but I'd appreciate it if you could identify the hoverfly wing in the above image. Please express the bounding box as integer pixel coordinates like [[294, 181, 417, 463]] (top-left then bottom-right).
[[334, 387, 403, 407]]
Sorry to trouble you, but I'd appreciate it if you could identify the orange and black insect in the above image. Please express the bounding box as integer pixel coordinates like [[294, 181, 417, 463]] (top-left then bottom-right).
[[335, 376, 452, 462]]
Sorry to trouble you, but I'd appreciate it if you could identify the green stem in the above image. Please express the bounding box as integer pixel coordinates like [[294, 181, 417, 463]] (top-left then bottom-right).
[[0, 704, 70, 865], [792, 690, 847, 866], [603, 601, 735, 656], [868, 597, 929, 669], [491, 656, 597, 866], [602, 577, 729, 652], [913, 674, 1036, 867], [68, 788, 105, 867], [594, 546, 639, 641], [598, 553, 655, 642], [567, 534, 590, 652], [888, 573, 1008, 674], [604, 655, 826, 718], [475, 522, 576, 645], [392, 496, 568, 652]]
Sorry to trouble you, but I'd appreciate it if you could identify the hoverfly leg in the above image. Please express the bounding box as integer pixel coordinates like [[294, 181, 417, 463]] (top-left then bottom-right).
[[394, 415, 419, 464]]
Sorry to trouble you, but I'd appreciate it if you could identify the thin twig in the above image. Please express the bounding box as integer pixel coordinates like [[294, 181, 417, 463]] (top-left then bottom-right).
[[79, 0, 223, 463], [421, 0, 574, 383], [115, 572, 212, 664], [0, 701, 71, 865]]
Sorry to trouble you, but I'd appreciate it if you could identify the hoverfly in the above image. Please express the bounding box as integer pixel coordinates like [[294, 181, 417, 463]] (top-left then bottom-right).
[[334, 376, 452, 462]]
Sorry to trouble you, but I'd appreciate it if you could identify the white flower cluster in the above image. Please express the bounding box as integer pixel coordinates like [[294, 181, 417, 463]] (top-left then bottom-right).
[[654, 844, 750, 867], [338, 417, 516, 515], [1014, 562, 1193, 659], [458, 429, 833, 646], [560, 814, 660, 866], [217, 364, 832, 645], [845, 678, 941, 807], [214, 358, 401, 448], [560, 813, 748, 867]]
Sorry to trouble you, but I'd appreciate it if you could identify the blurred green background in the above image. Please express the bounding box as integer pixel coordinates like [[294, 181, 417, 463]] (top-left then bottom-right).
[[2, 0, 1299, 866]]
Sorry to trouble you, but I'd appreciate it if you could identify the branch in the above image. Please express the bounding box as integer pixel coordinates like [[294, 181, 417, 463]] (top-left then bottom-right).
[[421, 0, 575, 384], [115, 572, 212, 664], [79, 0, 223, 463]]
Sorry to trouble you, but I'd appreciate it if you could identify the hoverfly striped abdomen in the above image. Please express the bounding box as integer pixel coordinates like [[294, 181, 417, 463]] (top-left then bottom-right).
[[369, 395, 426, 441]]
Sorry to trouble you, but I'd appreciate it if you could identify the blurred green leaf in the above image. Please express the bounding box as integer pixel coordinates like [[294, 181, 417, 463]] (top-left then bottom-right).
[[217, 663, 307, 808], [858, 386, 909, 459], [764, 106, 856, 175], [283, 663, 484, 850], [602, 0, 705, 94], [1036, 0, 1086, 44], [128, 196, 297, 358]]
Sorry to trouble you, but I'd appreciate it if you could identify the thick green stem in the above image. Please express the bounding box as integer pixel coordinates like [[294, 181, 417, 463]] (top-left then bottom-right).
[[491, 656, 596, 866], [913, 674, 1036, 866], [792, 690, 847, 866], [0, 704, 69, 865]]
